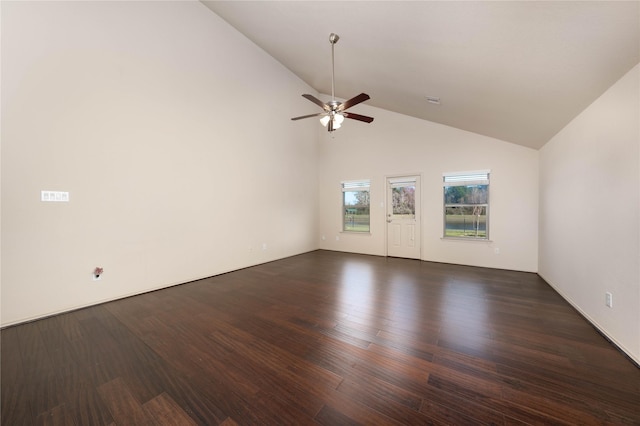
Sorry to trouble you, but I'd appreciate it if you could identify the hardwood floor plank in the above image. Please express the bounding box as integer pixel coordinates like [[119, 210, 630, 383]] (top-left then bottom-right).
[[211, 325, 344, 391], [3, 251, 639, 425], [497, 362, 640, 418], [427, 373, 501, 404], [25, 372, 66, 421], [71, 316, 130, 384], [121, 350, 233, 424], [97, 377, 154, 425], [207, 330, 332, 417], [67, 382, 114, 426], [335, 376, 434, 424], [231, 314, 322, 359], [115, 319, 263, 424], [16, 320, 54, 379], [373, 330, 437, 362], [1, 380, 31, 426], [303, 336, 363, 378], [419, 399, 497, 426], [143, 375, 233, 425], [417, 382, 506, 425], [36, 315, 81, 370], [314, 404, 364, 426], [249, 389, 321, 425], [316, 389, 409, 426], [500, 385, 612, 424], [337, 371, 424, 412], [35, 403, 76, 426], [143, 392, 197, 425]]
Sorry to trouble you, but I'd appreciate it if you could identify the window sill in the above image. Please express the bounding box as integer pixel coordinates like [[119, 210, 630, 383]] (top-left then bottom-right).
[[441, 237, 492, 242], [341, 231, 372, 236]]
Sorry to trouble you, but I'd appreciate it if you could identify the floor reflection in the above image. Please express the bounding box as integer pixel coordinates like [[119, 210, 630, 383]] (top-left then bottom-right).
[[335, 257, 492, 355], [438, 279, 490, 354], [337, 260, 375, 318]]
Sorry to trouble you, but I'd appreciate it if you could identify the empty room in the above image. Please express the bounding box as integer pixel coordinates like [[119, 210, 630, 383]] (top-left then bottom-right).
[[2, 1, 639, 424]]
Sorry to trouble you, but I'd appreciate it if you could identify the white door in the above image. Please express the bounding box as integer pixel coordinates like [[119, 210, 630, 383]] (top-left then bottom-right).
[[386, 176, 421, 259]]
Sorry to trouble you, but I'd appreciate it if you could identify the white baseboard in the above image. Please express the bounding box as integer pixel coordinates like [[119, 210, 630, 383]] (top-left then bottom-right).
[[538, 272, 639, 367]]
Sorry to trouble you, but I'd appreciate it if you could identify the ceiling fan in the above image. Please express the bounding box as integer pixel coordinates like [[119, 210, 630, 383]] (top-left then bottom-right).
[[291, 33, 374, 132]]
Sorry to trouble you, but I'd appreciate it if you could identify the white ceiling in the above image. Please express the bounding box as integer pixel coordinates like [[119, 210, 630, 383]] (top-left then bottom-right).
[[201, 1, 639, 149]]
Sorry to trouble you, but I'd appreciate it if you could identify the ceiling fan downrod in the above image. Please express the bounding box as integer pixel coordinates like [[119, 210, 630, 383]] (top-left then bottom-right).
[[329, 33, 339, 102]]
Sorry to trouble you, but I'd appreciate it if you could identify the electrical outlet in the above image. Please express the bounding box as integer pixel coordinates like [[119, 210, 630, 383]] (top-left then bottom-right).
[[262, 243, 267, 250], [93, 267, 104, 281], [605, 292, 613, 308]]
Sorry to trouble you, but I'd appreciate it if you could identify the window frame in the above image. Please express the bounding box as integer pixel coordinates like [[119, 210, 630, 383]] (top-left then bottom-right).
[[342, 179, 371, 233], [442, 171, 490, 240]]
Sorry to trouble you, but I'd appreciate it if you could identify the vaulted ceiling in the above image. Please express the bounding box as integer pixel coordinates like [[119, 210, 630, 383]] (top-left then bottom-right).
[[202, 1, 639, 149]]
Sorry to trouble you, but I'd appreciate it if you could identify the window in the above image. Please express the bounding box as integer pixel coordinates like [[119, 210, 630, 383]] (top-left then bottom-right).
[[443, 171, 489, 239], [390, 178, 416, 218], [342, 180, 370, 232]]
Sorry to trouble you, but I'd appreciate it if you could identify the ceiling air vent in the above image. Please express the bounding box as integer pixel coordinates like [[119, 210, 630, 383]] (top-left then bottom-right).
[[426, 96, 441, 105]]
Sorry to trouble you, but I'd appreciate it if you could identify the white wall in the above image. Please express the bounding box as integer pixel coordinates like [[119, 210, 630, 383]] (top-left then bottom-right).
[[1, 1, 319, 325], [318, 102, 539, 272], [539, 64, 640, 364]]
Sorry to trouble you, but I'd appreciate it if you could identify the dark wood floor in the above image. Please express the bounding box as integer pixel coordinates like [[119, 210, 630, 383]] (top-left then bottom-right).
[[2, 250, 639, 425]]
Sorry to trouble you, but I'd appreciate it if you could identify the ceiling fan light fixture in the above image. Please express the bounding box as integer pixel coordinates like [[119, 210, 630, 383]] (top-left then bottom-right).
[[320, 113, 344, 129]]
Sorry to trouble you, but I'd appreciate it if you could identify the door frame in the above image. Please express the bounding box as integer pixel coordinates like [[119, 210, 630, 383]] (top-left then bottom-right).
[[384, 173, 423, 259]]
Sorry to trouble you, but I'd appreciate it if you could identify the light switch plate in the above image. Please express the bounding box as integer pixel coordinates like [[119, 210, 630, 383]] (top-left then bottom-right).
[[41, 191, 69, 202]]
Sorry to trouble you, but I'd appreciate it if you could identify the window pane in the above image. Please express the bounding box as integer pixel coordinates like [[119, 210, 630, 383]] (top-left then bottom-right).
[[444, 205, 487, 238], [344, 190, 370, 232], [444, 184, 488, 204], [392, 185, 415, 216]]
